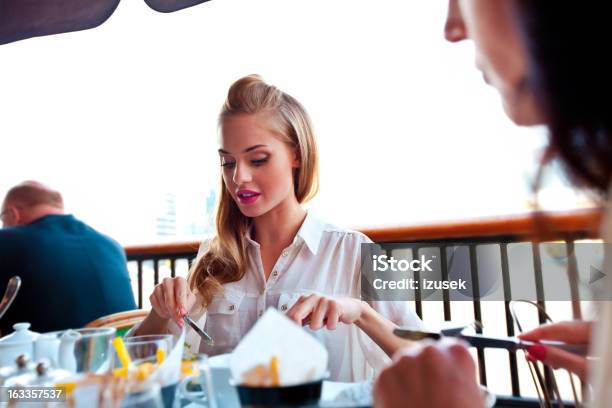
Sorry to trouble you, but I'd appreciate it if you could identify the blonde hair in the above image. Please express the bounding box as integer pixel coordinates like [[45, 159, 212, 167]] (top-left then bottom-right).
[[189, 75, 319, 306]]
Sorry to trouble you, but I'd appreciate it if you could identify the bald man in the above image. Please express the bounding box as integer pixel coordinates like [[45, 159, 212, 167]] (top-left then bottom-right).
[[0, 181, 137, 335]]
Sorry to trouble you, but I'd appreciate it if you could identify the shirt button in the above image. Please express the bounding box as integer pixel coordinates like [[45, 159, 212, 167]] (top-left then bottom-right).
[[229, 304, 235, 311], [272, 270, 278, 277], [281, 250, 288, 257], [281, 304, 288, 312]]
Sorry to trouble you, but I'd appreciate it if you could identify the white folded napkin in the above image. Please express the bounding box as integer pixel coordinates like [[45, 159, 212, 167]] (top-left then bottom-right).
[[230, 308, 328, 386]]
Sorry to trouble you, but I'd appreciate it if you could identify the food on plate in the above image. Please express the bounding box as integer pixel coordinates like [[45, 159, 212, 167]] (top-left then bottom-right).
[[241, 356, 280, 387]]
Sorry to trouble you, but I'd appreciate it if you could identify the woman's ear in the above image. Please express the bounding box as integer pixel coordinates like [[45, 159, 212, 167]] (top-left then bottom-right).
[[292, 147, 301, 168]]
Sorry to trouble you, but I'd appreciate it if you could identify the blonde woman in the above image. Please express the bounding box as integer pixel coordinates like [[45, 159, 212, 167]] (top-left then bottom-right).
[[134, 75, 422, 381]]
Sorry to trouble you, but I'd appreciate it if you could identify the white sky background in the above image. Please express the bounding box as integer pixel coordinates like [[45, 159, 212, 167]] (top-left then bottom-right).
[[0, 0, 584, 245]]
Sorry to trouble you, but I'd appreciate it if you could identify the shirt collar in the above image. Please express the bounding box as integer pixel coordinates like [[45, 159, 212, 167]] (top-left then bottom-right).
[[294, 211, 324, 255], [244, 211, 324, 255], [245, 227, 259, 248]]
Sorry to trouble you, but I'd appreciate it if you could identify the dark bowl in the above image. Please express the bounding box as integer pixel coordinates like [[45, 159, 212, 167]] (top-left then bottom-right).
[[234, 378, 324, 407]]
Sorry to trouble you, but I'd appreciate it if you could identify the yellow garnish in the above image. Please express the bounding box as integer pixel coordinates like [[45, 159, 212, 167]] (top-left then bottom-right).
[[113, 367, 128, 379], [270, 356, 280, 386], [55, 381, 77, 396], [156, 348, 166, 365], [241, 356, 281, 387], [181, 360, 199, 377], [112, 337, 132, 369], [135, 362, 156, 381]]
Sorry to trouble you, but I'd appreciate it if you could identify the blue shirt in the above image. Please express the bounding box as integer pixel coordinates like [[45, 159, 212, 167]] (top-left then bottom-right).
[[0, 214, 137, 335]]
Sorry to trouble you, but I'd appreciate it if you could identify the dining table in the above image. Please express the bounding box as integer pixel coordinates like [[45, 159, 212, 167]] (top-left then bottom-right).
[[180, 353, 373, 408], [182, 379, 373, 408]]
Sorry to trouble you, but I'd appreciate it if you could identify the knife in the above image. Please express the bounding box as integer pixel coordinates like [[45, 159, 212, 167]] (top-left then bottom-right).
[[393, 328, 588, 356], [183, 315, 215, 346]]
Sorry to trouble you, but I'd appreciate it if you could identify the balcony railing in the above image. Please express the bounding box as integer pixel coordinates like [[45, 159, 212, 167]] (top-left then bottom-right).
[[125, 209, 601, 407]]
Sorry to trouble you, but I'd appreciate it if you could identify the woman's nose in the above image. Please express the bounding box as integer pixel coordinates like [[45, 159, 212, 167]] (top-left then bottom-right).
[[444, 0, 467, 42], [233, 162, 252, 184]]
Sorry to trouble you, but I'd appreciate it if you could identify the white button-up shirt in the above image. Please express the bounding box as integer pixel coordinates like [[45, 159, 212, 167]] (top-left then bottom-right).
[[179, 212, 423, 381]]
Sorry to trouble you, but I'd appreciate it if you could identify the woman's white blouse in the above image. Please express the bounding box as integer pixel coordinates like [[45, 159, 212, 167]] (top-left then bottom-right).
[[178, 212, 423, 382]]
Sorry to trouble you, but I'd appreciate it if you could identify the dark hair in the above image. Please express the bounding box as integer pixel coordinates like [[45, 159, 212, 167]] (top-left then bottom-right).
[[514, 1, 612, 194]]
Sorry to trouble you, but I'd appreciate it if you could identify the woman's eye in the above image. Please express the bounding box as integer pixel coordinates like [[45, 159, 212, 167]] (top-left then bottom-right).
[[252, 158, 268, 166], [221, 161, 236, 168]]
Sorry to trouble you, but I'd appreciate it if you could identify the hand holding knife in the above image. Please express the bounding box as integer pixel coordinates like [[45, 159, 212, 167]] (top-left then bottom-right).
[[393, 328, 589, 356]]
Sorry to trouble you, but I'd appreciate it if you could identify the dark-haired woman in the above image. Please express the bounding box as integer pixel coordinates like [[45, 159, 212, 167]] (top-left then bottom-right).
[[374, 0, 612, 406]]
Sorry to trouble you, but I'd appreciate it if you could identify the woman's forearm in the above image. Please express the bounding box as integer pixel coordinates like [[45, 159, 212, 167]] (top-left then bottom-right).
[[355, 301, 414, 357], [132, 309, 171, 336]]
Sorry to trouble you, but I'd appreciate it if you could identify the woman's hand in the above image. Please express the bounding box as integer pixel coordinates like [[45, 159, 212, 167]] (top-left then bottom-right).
[[150, 277, 197, 327], [518, 320, 592, 382], [285, 294, 365, 330], [373, 342, 484, 408]]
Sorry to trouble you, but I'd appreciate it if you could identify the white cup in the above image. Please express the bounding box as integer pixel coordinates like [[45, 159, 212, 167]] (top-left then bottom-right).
[[33, 334, 60, 366], [177, 354, 240, 408]]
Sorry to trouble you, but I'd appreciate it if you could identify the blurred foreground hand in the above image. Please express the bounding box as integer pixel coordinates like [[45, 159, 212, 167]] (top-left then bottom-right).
[[373, 341, 485, 408]]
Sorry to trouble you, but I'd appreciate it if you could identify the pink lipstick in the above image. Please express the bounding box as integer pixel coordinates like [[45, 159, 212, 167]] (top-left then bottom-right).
[[237, 189, 261, 204]]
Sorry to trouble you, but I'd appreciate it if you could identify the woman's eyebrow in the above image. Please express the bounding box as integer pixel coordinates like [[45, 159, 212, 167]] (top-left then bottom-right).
[[218, 144, 268, 154]]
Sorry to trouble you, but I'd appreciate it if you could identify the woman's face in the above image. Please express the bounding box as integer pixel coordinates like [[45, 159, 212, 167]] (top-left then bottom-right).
[[219, 113, 299, 218], [445, 0, 543, 125]]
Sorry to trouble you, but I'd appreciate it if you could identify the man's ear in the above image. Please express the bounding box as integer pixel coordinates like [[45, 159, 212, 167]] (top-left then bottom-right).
[[11, 207, 21, 225], [2, 206, 20, 227]]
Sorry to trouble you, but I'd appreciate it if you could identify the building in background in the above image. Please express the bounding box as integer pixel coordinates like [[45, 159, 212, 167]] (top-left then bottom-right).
[[155, 193, 177, 237]]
